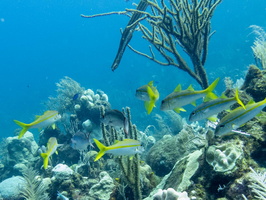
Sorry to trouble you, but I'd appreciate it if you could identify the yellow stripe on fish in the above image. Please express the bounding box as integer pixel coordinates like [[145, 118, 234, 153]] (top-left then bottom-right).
[[215, 98, 266, 136], [93, 138, 144, 161], [40, 137, 62, 169], [189, 89, 245, 122], [160, 78, 219, 112], [14, 110, 61, 139]]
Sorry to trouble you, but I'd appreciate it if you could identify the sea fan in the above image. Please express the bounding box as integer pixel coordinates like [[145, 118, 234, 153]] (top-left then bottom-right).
[[250, 25, 266, 69], [20, 167, 50, 200]]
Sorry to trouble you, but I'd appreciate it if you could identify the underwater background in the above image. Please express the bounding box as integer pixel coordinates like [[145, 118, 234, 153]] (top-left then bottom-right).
[[1, 0, 266, 200], [0, 0, 265, 137]]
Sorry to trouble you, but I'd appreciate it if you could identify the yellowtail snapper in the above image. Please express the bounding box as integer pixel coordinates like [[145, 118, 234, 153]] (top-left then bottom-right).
[[189, 89, 246, 122], [40, 137, 62, 169], [93, 138, 144, 161], [160, 78, 219, 113], [14, 110, 61, 139], [215, 98, 266, 136], [101, 109, 129, 134], [135, 81, 159, 114]]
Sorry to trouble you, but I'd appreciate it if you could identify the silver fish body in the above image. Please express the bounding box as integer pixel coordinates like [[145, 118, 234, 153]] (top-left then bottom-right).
[[135, 85, 150, 101], [71, 131, 90, 151], [101, 109, 129, 134], [189, 97, 236, 122], [160, 78, 219, 111], [160, 91, 205, 111], [215, 98, 266, 136]]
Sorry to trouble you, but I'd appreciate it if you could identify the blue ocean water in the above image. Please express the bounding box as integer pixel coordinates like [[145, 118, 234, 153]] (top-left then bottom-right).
[[0, 0, 265, 138]]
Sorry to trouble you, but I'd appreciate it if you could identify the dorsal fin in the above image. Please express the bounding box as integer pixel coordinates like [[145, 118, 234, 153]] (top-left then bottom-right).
[[148, 81, 154, 87], [187, 85, 194, 91], [247, 99, 255, 105], [174, 84, 182, 92], [220, 93, 227, 99], [191, 101, 197, 107]]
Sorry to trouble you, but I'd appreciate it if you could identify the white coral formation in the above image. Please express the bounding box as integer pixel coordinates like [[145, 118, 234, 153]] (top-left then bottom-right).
[[52, 164, 73, 181], [79, 89, 108, 108], [206, 141, 243, 172], [89, 171, 115, 200], [153, 188, 190, 200], [82, 119, 93, 132], [248, 167, 266, 199]]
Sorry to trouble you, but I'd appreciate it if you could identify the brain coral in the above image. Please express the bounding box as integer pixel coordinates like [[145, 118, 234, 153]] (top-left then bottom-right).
[[206, 141, 243, 172]]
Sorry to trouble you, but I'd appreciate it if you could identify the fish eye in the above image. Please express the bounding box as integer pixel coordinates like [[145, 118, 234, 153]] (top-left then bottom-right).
[[219, 124, 225, 128], [191, 112, 195, 116]]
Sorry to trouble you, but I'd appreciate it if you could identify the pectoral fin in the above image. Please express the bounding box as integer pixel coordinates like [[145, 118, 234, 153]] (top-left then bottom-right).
[[173, 107, 186, 113]]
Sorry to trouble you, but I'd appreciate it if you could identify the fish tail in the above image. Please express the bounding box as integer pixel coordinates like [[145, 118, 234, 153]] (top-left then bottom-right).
[[145, 86, 157, 114], [235, 89, 246, 109], [204, 78, 219, 101], [144, 100, 155, 114], [40, 153, 49, 169], [93, 139, 107, 161], [13, 120, 30, 139]]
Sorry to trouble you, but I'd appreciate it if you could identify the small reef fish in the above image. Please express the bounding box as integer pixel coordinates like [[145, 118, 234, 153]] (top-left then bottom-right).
[[189, 89, 246, 122], [57, 191, 69, 200], [93, 138, 144, 161], [71, 131, 91, 152], [135, 81, 160, 114], [72, 93, 80, 101], [40, 137, 62, 169], [215, 98, 266, 136], [14, 110, 61, 139], [160, 78, 219, 113], [101, 109, 129, 134]]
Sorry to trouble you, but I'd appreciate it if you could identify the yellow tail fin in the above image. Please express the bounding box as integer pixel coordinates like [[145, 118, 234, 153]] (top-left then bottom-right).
[[235, 89, 246, 109], [145, 85, 158, 114], [93, 139, 107, 161], [144, 100, 155, 115], [204, 78, 220, 101], [13, 120, 30, 139], [40, 153, 49, 169]]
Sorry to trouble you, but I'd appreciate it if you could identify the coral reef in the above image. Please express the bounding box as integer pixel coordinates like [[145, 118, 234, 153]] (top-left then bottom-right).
[[0, 131, 39, 180], [153, 188, 190, 200], [247, 167, 266, 199], [241, 65, 266, 102], [206, 140, 243, 173], [147, 122, 207, 176], [88, 171, 115, 200], [0, 176, 25, 199], [3, 70, 266, 200], [47, 76, 85, 113]]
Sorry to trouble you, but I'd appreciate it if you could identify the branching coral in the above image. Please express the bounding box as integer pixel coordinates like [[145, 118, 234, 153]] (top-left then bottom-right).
[[82, 0, 222, 88], [250, 25, 266, 69], [248, 167, 266, 200]]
